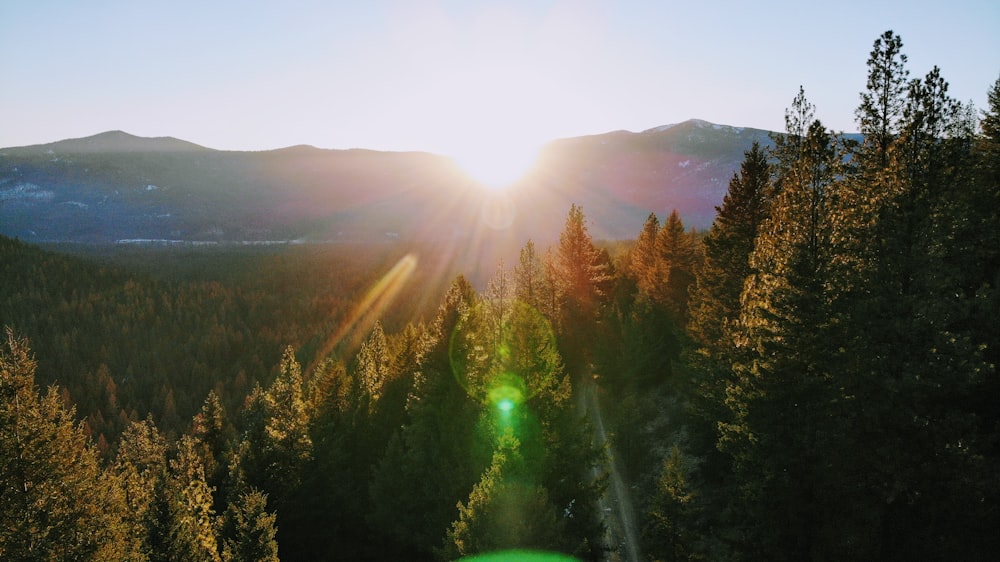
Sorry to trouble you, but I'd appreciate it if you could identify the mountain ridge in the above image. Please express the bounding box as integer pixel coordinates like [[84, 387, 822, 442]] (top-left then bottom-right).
[[0, 120, 775, 250]]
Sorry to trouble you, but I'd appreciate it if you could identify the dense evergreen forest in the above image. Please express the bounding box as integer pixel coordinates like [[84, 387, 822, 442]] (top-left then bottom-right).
[[2, 31, 999, 560]]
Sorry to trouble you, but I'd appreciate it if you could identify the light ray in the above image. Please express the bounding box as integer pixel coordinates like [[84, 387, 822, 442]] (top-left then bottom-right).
[[307, 253, 418, 373]]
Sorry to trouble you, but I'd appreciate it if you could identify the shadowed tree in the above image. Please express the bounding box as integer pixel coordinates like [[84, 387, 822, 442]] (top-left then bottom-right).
[[721, 90, 853, 558], [368, 277, 486, 559], [221, 488, 280, 562], [443, 432, 562, 559], [689, 140, 771, 355]]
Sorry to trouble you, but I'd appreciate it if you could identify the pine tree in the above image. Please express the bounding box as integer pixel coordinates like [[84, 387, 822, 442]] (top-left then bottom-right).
[[844, 63, 998, 559], [629, 212, 660, 296], [356, 320, 390, 402], [856, 30, 909, 168], [444, 432, 561, 559], [0, 328, 135, 561], [554, 205, 611, 372], [114, 417, 169, 561], [192, 390, 228, 491], [651, 210, 698, 319], [164, 436, 222, 562], [368, 277, 486, 558], [721, 92, 852, 558], [644, 445, 702, 562], [221, 489, 280, 562], [515, 239, 545, 311], [681, 142, 773, 551], [261, 346, 313, 496], [230, 348, 313, 560], [688, 140, 771, 354]]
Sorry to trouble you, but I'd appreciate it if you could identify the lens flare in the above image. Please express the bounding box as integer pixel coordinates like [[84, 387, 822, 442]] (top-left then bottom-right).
[[488, 380, 524, 414], [480, 191, 517, 230], [452, 141, 540, 192], [459, 550, 580, 562], [306, 253, 417, 374], [449, 300, 559, 408]]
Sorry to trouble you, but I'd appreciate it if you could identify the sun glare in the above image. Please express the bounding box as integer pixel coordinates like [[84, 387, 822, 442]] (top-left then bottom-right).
[[452, 140, 541, 191]]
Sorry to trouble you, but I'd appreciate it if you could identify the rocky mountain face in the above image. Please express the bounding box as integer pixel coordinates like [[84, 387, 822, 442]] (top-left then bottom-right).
[[0, 121, 772, 246]]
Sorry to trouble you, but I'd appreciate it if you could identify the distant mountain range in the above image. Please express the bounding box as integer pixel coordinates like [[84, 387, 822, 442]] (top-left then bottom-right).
[[0, 120, 773, 248]]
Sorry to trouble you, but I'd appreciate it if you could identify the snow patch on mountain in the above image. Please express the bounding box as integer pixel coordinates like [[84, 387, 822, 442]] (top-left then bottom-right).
[[645, 123, 679, 133], [0, 182, 55, 202]]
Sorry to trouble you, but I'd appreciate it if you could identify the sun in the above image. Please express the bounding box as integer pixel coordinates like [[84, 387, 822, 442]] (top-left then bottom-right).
[[451, 139, 541, 191]]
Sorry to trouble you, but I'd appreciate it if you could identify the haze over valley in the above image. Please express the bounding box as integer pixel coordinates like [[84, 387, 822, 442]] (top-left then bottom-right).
[[0, 119, 769, 248]]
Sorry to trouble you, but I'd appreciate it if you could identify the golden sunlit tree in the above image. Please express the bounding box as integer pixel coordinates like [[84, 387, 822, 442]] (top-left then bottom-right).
[[0, 328, 136, 560]]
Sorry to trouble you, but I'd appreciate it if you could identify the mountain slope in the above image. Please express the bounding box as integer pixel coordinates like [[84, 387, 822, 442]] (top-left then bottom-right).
[[0, 120, 773, 245]]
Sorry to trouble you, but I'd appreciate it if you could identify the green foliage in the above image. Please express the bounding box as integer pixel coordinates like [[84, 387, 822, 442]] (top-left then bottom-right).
[[651, 210, 698, 319], [0, 328, 136, 560], [0, 239, 447, 446], [553, 204, 612, 372], [445, 433, 562, 559], [113, 417, 169, 560], [515, 239, 546, 312], [2, 29, 998, 562], [356, 320, 391, 402], [644, 445, 703, 562], [163, 436, 222, 562], [856, 30, 909, 166], [369, 277, 487, 558], [688, 140, 770, 354], [222, 489, 280, 562]]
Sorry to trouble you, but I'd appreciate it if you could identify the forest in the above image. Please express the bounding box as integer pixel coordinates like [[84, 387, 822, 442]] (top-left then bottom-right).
[[2, 31, 999, 561]]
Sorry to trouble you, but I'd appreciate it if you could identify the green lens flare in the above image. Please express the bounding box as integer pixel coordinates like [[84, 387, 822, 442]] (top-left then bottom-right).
[[460, 550, 579, 562], [488, 383, 523, 414]]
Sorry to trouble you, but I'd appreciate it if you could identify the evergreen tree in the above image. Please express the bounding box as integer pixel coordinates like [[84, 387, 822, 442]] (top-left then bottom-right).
[[368, 277, 486, 558], [644, 445, 702, 562], [356, 320, 390, 403], [163, 435, 222, 562], [261, 346, 313, 497], [629, 212, 660, 296], [651, 210, 698, 319], [721, 92, 852, 558], [515, 239, 545, 311], [688, 140, 771, 354], [0, 328, 135, 561], [192, 389, 228, 493], [444, 432, 562, 559], [842, 63, 997, 559], [230, 348, 313, 561], [553, 204, 611, 372], [221, 489, 280, 562], [856, 30, 909, 168], [114, 417, 169, 561]]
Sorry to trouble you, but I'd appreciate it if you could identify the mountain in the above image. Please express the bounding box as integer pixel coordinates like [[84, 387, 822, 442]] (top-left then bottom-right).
[[0, 120, 772, 247]]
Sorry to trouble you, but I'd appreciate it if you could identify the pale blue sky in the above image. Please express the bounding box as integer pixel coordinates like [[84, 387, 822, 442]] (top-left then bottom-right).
[[2, 0, 998, 160]]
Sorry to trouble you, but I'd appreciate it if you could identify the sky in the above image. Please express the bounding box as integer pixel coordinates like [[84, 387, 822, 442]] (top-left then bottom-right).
[[2, 0, 998, 163]]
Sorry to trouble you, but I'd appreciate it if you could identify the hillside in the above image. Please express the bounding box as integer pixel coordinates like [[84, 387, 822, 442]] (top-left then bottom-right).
[[0, 120, 771, 246]]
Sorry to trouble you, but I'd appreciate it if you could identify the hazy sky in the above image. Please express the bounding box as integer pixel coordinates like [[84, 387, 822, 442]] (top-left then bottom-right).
[[2, 0, 998, 159]]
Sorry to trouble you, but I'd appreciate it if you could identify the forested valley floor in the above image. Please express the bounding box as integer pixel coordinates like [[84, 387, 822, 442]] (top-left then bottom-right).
[[2, 31, 1000, 561]]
